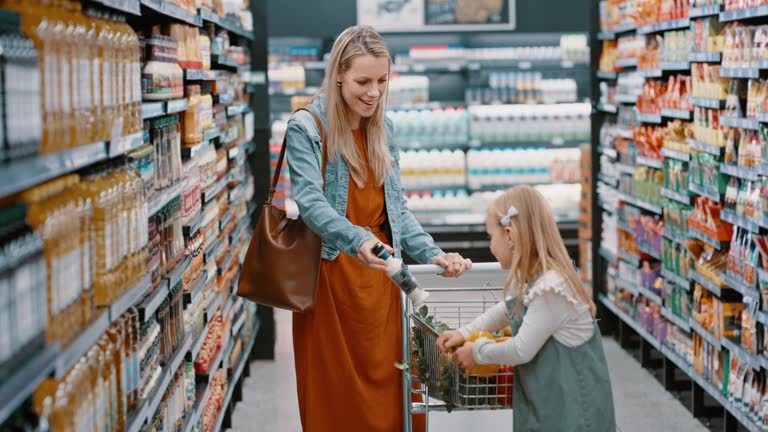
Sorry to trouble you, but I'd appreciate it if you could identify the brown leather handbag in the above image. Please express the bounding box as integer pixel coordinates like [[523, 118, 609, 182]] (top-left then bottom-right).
[[237, 108, 327, 312]]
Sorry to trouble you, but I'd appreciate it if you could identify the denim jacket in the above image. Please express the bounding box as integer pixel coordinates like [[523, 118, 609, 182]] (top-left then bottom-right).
[[285, 95, 444, 263]]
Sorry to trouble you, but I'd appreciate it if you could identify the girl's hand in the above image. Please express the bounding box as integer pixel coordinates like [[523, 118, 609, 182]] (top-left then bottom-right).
[[436, 330, 466, 353], [357, 238, 391, 271], [432, 253, 472, 278], [453, 342, 477, 370]]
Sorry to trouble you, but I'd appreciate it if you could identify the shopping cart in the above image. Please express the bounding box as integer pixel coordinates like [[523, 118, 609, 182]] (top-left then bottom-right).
[[400, 262, 513, 432]]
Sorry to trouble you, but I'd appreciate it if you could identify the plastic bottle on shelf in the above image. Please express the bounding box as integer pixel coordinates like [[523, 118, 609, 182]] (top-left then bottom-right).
[[183, 84, 203, 144]]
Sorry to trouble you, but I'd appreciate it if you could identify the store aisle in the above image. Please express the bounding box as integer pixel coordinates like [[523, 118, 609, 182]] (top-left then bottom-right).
[[229, 309, 707, 432]]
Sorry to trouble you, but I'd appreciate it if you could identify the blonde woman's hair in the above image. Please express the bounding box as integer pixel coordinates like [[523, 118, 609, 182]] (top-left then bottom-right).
[[321, 25, 392, 188], [490, 186, 597, 317]]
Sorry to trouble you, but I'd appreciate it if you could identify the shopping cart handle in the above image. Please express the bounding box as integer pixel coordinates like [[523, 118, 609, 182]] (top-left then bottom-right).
[[407, 262, 503, 274]]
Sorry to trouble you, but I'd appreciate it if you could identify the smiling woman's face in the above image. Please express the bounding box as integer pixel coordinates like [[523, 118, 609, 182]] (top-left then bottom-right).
[[339, 54, 389, 128]]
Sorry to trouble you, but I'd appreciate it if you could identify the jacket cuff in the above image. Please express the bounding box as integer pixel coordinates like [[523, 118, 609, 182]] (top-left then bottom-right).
[[348, 229, 376, 257]]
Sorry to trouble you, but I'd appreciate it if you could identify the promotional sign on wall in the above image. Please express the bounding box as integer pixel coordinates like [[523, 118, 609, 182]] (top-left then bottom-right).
[[357, 0, 516, 32]]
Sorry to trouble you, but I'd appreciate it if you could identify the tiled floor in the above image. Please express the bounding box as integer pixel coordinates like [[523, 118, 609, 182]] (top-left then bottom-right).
[[228, 309, 709, 432]]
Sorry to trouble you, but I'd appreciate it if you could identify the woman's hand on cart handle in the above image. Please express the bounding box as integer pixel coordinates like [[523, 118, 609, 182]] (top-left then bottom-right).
[[432, 253, 472, 278], [453, 342, 477, 370], [357, 238, 391, 271], [436, 330, 465, 353]]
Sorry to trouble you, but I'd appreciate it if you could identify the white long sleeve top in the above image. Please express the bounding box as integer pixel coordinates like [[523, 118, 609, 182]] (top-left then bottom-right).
[[457, 271, 594, 366]]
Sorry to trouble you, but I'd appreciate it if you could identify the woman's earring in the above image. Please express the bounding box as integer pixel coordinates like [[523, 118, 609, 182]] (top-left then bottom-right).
[[336, 81, 342, 87]]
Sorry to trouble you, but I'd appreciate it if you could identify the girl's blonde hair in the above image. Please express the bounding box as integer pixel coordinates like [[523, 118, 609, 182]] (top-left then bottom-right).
[[490, 186, 596, 317], [321, 25, 392, 188]]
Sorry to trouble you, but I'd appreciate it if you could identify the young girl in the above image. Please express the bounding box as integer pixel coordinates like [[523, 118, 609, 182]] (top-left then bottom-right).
[[436, 186, 616, 431]]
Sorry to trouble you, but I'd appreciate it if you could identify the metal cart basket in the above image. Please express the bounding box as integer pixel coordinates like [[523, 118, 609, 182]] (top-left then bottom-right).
[[400, 262, 513, 432]]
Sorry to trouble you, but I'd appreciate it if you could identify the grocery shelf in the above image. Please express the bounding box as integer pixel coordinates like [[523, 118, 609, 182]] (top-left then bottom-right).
[[636, 155, 663, 168], [660, 187, 691, 205], [227, 103, 250, 117], [689, 52, 722, 63], [203, 177, 227, 203], [720, 271, 760, 298], [599, 147, 618, 158], [212, 323, 260, 432], [182, 141, 212, 160], [614, 276, 639, 296], [615, 162, 636, 175], [757, 310, 768, 327], [721, 337, 760, 370], [720, 163, 760, 181], [662, 227, 690, 249], [0, 141, 107, 199], [143, 333, 194, 426], [184, 69, 218, 81], [0, 343, 60, 425], [687, 225, 724, 249], [688, 139, 724, 156], [637, 18, 690, 34], [614, 22, 637, 33], [94, 0, 141, 15], [108, 274, 152, 321], [617, 219, 633, 234], [599, 294, 660, 351], [688, 181, 721, 202], [614, 93, 638, 104], [108, 132, 145, 157], [661, 307, 691, 333], [662, 267, 692, 290], [690, 269, 724, 297], [660, 61, 691, 71], [205, 238, 223, 264], [660, 147, 691, 161], [720, 116, 761, 130], [140, 0, 202, 26], [720, 67, 760, 79], [637, 285, 663, 305], [597, 102, 619, 113], [615, 58, 639, 68], [690, 4, 722, 17], [597, 31, 616, 40], [661, 108, 693, 120], [599, 247, 619, 265], [639, 68, 663, 78], [596, 70, 617, 80], [614, 128, 634, 139], [637, 242, 662, 261], [149, 180, 186, 215], [184, 212, 204, 237], [619, 192, 663, 215], [719, 208, 761, 233], [635, 112, 662, 124], [166, 256, 192, 290], [689, 97, 726, 109], [618, 249, 641, 267], [690, 319, 722, 349], [138, 280, 170, 323], [719, 5, 768, 22], [55, 313, 110, 378], [203, 127, 221, 142], [199, 8, 254, 40]]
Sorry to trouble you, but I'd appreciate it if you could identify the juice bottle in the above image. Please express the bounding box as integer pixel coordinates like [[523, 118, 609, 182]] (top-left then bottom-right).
[[48, 1, 74, 152], [95, 11, 116, 141], [68, 1, 95, 143], [183, 84, 202, 144]]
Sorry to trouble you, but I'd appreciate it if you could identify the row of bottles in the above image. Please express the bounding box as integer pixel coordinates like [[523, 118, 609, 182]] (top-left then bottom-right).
[[33, 308, 141, 432], [4, 0, 143, 155], [0, 203, 47, 366], [18, 162, 149, 347]]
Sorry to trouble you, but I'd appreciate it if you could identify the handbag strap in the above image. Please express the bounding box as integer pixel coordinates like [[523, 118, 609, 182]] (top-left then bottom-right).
[[267, 107, 328, 205]]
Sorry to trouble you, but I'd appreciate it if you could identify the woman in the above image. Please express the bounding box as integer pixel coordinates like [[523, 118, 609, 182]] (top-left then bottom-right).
[[285, 25, 472, 431]]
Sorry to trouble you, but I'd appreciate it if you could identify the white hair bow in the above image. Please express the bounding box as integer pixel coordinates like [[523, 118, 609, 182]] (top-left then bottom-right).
[[500, 206, 519, 226]]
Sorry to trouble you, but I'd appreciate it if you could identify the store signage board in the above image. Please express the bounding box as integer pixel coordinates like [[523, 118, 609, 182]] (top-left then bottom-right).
[[357, 0, 515, 32]]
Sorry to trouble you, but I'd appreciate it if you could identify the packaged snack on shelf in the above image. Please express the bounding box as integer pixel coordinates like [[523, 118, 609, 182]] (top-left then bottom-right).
[[692, 16, 725, 55], [691, 63, 728, 100], [662, 30, 693, 64], [663, 120, 694, 153], [742, 296, 759, 355]]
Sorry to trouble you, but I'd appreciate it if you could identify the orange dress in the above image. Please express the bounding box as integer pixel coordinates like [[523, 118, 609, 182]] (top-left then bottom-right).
[[293, 129, 425, 432]]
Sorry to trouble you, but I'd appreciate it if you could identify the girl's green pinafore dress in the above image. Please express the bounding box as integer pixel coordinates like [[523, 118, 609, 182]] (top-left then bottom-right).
[[507, 292, 617, 432]]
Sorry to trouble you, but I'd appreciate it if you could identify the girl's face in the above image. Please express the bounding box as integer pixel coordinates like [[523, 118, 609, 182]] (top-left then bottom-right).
[[486, 213, 514, 269], [339, 54, 389, 127]]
